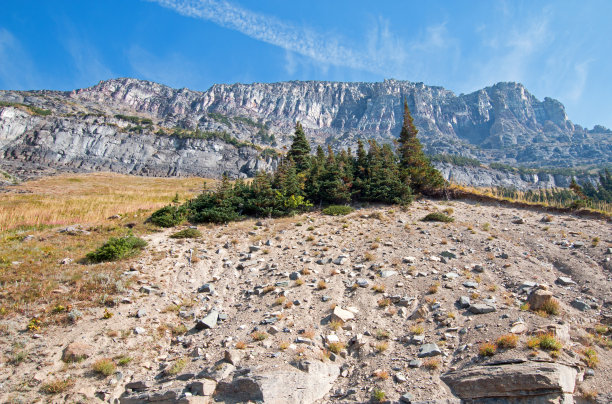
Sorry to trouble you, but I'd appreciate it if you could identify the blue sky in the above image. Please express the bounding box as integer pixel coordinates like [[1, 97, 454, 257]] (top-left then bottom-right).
[[1, 0, 611, 128]]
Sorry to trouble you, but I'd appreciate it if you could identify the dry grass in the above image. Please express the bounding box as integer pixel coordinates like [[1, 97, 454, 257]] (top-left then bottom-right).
[[496, 334, 519, 349], [0, 173, 205, 231], [0, 173, 205, 317], [478, 342, 497, 357]]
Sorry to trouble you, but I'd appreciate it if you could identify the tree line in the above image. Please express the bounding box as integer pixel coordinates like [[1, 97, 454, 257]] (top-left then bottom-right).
[[150, 101, 446, 225]]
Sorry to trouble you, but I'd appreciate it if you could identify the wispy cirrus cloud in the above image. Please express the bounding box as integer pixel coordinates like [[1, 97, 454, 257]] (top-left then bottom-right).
[[148, 0, 455, 79]]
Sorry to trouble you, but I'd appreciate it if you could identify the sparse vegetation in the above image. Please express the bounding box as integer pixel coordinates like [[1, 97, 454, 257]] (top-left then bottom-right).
[[92, 358, 116, 376], [496, 334, 519, 349], [41, 378, 74, 394], [86, 234, 147, 263], [327, 342, 345, 354], [322, 205, 353, 216], [165, 358, 187, 375], [251, 331, 268, 341], [169, 228, 202, 238], [479, 342, 497, 357], [372, 388, 386, 402], [422, 212, 454, 222]]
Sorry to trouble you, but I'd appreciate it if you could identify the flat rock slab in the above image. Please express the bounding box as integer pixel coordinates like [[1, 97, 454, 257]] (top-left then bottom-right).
[[418, 343, 442, 357], [469, 304, 496, 314], [331, 306, 355, 323], [196, 310, 219, 330], [216, 361, 339, 404], [441, 362, 578, 399]]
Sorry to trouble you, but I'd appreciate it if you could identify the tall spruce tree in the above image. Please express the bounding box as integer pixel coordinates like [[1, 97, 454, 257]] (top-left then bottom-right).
[[287, 122, 311, 173], [397, 99, 445, 193]]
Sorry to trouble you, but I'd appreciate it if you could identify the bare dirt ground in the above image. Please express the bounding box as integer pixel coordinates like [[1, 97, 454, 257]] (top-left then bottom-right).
[[1, 199, 611, 403]]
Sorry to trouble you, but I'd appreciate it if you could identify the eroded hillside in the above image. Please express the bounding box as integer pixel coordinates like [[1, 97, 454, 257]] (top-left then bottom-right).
[[1, 197, 611, 403]]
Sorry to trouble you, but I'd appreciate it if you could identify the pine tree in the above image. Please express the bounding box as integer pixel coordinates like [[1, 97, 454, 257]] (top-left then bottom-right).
[[287, 121, 311, 173], [397, 99, 445, 193]]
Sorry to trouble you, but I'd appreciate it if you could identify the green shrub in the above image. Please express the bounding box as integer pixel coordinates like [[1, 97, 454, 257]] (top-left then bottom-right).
[[86, 235, 147, 263], [421, 212, 454, 222], [149, 205, 188, 227], [322, 205, 354, 216], [169, 228, 202, 239]]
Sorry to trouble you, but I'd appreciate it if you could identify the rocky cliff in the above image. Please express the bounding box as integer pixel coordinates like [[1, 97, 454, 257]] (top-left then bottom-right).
[[1, 78, 610, 185]]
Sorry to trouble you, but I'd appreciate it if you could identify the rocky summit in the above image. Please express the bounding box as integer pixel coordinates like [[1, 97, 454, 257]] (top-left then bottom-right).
[[2, 200, 611, 403], [1, 79, 610, 185]]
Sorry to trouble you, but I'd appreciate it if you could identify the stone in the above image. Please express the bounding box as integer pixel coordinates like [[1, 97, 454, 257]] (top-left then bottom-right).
[[409, 304, 429, 321], [570, 299, 590, 311], [133, 327, 146, 335], [400, 392, 414, 403], [409, 359, 422, 368], [527, 289, 554, 311], [418, 343, 442, 357], [333, 255, 349, 265], [136, 309, 147, 318], [189, 378, 217, 397], [379, 270, 398, 278], [331, 306, 355, 323], [62, 342, 92, 363], [59, 257, 73, 265], [472, 264, 485, 273], [196, 310, 219, 330], [403, 257, 416, 263], [215, 360, 339, 404], [510, 322, 527, 334], [198, 283, 214, 294], [249, 245, 261, 252], [463, 281, 478, 289], [224, 349, 244, 366], [440, 251, 457, 259], [356, 278, 369, 287], [556, 277, 576, 286], [125, 380, 151, 392], [395, 373, 407, 383], [441, 362, 578, 400], [458, 296, 471, 309], [444, 272, 459, 280], [469, 304, 496, 314], [289, 272, 300, 280], [411, 335, 425, 345]]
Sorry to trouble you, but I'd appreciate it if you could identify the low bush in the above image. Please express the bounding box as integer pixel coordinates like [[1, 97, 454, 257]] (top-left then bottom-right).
[[86, 235, 147, 263], [322, 205, 353, 216], [421, 212, 454, 222], [169, 228, 202, 239], [149, 205, 188, 227]]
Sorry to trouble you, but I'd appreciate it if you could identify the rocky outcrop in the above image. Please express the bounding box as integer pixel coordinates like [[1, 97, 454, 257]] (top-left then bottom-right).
[[0, 107, 274, 179], [441, 361, 579, 403], [215, 361, 340, 404]]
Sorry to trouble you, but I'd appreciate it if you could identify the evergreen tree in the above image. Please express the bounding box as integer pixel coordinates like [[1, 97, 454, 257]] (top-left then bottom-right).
[[318, 146, 351, 204], [397, 99, 445, 193], [287, 121, 311, 173]]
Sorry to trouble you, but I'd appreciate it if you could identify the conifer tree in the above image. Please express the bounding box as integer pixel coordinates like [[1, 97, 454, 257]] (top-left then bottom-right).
[[397, 99, 445, 192], [287, 121, 311, 173]]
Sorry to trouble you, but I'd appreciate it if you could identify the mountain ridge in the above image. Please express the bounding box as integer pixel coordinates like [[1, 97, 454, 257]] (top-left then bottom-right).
[[1, 78, 610, 185]]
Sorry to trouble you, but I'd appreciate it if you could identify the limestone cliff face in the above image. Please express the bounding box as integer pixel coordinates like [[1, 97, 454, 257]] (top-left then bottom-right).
[[0, 78, 609, 186]]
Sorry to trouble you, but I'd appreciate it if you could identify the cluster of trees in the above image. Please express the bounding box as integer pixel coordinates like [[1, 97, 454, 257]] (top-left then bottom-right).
[[151, 101, 446, 224], [572, 170, 612, 203]]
